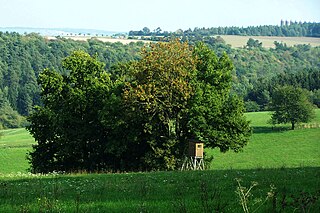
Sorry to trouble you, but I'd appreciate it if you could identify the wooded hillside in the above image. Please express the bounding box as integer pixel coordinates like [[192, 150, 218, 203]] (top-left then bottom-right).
[[0, 31, 319, 128]]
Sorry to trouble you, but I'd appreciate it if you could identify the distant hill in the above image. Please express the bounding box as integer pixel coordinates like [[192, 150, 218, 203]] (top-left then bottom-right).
[[0, 27, 122, 37]]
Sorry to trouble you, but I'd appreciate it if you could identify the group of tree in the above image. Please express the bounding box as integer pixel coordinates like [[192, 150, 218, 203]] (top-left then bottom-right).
[[129, 22, 320, 38], [245, 69, 320, 112], [128, 27, 170, 37], [27, 41, 251, 173]]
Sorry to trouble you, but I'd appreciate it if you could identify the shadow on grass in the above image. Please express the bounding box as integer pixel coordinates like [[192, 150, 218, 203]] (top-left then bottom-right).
[[253, 126, 291, 134], [0, 167, 319, 212]]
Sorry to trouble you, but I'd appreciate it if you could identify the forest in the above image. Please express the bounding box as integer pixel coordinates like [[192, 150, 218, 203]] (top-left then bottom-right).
[[0, 31, 319, 129], [129, 21, 320, 37]]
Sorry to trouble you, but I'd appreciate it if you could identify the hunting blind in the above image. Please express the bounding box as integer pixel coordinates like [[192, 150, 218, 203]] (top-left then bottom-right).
[[181, 140, 205, 170], [188, 141, 204, 158]]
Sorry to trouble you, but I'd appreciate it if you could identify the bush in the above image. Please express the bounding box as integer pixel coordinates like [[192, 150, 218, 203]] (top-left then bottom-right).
[[245, 100, 260, 112], [0, 101, 27, 129]]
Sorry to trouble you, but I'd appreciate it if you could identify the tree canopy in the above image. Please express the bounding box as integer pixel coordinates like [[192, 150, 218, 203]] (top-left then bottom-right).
[[270, 85, 315, 130], [129, 22, 320, 37], [27, 41, 251, 173], [27, 51, 115, 172], [188, 43, 251, 152]]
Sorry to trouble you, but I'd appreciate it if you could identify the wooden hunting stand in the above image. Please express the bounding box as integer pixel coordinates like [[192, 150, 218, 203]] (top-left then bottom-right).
[[181, 141, 205, 170]]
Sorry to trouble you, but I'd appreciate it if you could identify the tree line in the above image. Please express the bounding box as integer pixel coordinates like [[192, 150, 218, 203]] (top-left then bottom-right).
[[129, 22, 320, 38], [245, 69, 320, 112]]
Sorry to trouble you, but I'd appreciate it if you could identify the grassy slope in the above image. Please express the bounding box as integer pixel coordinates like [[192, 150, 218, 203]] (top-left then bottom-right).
[[0, 129, 34, 174], [209, 110, 320, 169]]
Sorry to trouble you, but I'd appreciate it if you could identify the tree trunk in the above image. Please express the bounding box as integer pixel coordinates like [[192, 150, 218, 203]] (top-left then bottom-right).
[[291, 122, 295, 130]]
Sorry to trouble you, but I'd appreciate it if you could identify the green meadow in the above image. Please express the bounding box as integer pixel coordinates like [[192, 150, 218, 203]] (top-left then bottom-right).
[[0, 128, 34, 174], [0, 110, 319, 212], [209, 110, 320, 170]]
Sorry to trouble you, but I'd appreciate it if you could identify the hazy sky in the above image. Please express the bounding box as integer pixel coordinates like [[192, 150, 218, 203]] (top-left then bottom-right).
[[1, 0, 319, 32]]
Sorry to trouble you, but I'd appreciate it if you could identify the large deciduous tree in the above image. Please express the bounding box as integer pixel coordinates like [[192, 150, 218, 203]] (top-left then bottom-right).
[[122, 41, 196, 170], [188, 43, 251, 152], [27, 51, 115, 173], [270, 85, 315, 130]]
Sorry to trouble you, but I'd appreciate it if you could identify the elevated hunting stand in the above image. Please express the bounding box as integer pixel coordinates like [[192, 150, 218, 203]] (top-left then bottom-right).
[[181, 141, 205, 170]]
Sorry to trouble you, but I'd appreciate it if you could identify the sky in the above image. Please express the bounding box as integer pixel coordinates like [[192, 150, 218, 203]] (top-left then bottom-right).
[[1, 0, 319, 32]]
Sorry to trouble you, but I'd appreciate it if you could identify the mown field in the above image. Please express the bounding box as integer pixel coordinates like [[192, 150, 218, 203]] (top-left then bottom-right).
[[220, 35, 320, 48], [48, 35, 320, 48], [0, 110, 319, 212]]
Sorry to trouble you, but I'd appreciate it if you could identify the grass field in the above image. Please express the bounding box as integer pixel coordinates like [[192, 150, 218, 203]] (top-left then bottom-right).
[[0, 110, 319, 212], [209, 110, 320, 170], [0, 167, 319, 212], [0, 128, 34, 174]]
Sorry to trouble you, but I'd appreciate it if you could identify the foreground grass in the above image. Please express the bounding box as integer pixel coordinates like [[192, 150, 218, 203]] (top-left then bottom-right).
[[0, 168, 319, 212]]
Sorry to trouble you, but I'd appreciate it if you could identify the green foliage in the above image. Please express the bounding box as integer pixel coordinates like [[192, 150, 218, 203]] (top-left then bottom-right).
[[245, 100, 260, 112], [28, 41, 251, 173], [1, 32, 320, 122], [130, 22, 320, 37], [0, 32, 142, 117], [270, 86, 315, 130], [123, 40, 196, 170], [0, 90, 27, 128], [245, 69, 320, 110], [246, 38, 262, 49], [188, 43, 251, 153], [120, 41, 251, 170], [27, 51, 115, 173], [0, 102, 26, 128], [311, 89, 320, 107]]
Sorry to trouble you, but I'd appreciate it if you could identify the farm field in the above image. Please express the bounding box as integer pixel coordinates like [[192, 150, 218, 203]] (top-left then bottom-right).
[[0, 109, 319, 212], [220, 35, 320, 48], [46, 35, 320, 48], [46, 36, 148, 44]]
